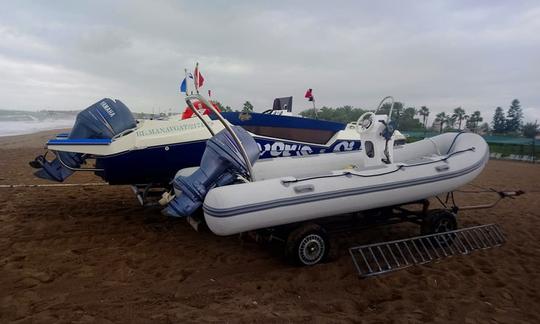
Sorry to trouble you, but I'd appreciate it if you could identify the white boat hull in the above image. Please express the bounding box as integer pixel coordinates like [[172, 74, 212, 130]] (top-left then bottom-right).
[[203, 133, 489, 236]]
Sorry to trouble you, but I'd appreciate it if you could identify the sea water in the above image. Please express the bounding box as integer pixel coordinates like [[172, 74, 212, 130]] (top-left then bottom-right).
[[0, 119, 75, 137]]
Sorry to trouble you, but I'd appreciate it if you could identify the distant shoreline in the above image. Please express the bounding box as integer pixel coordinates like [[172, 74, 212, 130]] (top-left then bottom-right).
[[0, 120, 73, 138], [0, 128, 70, 149]]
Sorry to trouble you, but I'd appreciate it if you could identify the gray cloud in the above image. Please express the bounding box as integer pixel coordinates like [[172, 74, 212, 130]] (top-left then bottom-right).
[[0, 0, 538, 124]]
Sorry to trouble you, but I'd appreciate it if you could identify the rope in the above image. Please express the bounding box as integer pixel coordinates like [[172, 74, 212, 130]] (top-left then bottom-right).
[[446, 131, 466, 155], [0, 183, 107, 188], [282, 147, 476, 184]]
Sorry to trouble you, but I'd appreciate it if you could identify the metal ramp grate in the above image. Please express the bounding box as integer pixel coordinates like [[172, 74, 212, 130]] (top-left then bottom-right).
[[349, 224, 505, 277]]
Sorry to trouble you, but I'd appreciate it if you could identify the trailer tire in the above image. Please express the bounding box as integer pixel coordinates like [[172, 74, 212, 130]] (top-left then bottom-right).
[[285, 223, 329, 266], [421, 209, 457, 246], [421, 209, 457, 234]]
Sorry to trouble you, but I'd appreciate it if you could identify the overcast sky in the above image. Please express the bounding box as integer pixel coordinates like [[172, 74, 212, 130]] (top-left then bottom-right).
[[1, 0, 538, 124]]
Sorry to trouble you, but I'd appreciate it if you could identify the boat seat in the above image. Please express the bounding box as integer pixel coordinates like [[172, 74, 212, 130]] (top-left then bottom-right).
[[47, 138, 113, 146]]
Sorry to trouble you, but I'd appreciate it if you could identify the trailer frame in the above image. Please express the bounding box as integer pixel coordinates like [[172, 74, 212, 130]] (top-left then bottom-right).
[[243, 189, 523, 266]]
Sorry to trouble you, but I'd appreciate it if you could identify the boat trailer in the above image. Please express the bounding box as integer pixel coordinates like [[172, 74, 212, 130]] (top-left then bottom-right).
[[346, 189, 522, 277], [244, 188, 523, 268]]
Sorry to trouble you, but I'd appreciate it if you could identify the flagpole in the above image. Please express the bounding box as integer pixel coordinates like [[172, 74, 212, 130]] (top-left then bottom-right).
[[312, 98, 318, 119], [194, 62, 200, 94], [184, 68, 189, 96]]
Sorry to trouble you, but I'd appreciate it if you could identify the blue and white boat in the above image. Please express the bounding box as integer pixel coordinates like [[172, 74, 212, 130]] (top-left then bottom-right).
[[30, 96, 368, 189]]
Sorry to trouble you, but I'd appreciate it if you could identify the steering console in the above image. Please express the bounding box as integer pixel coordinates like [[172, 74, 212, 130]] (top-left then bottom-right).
[[355, 112, 376, 134]]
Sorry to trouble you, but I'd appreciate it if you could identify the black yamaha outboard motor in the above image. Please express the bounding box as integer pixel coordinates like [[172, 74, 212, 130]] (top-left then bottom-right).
[[163, 126, 259, 218], [31, 98, 136, 182]]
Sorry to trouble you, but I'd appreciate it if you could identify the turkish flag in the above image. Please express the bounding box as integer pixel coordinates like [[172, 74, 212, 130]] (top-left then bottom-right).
[[305, 88, 314, 102], [194, 66, 205, 88]]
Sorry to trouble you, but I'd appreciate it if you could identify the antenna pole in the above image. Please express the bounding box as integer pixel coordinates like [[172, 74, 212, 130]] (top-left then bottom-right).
[[312, 99, 318, 119]]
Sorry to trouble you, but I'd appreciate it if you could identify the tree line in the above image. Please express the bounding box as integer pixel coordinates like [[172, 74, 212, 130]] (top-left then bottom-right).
[[213, 98, 538, 139], [300, 99, 537, 138], [298, 102, 479, 132], [212, 101, 250, 113], [432, 107, 485, 134]]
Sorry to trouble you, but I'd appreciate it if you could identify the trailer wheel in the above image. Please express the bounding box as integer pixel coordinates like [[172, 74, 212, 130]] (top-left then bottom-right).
[[285, 223, 329, 266], [421, 209, 457, 245]]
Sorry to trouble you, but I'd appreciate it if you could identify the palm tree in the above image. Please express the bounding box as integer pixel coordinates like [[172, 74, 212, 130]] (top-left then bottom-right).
[[435, 112, 448, 133], [418, 106, 430, 129], [466, 110, 483, 132], [452, 107, 467, 130], [447, 115, 456, 130], [473, 110, 483, 127]]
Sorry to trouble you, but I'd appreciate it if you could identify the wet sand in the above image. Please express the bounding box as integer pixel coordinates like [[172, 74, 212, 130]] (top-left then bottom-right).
[[1, 130, 539, 323]]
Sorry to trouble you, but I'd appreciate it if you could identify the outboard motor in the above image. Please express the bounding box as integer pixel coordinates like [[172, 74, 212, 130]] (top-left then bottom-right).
[[31, 98, 136, 182], [163, 126, 259, 218]]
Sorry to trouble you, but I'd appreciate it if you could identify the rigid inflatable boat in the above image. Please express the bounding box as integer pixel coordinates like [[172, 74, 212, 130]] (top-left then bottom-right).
[[29, 97, 366, 185], [163, 95, 489, 237]]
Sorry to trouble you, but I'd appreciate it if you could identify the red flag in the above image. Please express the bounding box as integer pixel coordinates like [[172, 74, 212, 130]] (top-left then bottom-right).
[[194, 65, 205, 88], [305, 88, 314, 102]]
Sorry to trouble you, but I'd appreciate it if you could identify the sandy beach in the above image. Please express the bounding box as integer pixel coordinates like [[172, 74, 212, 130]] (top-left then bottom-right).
[[1, 130, 539, 323]]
